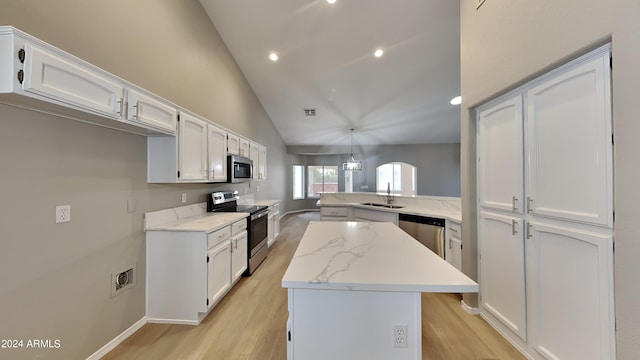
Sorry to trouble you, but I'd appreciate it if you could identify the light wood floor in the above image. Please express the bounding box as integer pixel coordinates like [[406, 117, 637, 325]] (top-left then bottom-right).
[[104, 212, 524, 360]]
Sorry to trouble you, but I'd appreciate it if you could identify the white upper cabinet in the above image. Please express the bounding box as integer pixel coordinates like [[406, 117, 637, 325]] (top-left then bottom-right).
[[179, 112, 208, 181], [239, 138, 250, 158], [22, 43, 124, 119], [477, 94, 524, 214], [127, 88, 177, 135], [258, 145, 267, 180], [208, 124, 227, 182], [526, 54, 613, 227], [227, 134, 240, 156], [249, 142, 259, 180], [0, 26, 176, 136]]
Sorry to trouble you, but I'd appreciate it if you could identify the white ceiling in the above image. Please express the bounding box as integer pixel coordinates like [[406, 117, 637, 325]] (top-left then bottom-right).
[[200, 0, 460, 146]]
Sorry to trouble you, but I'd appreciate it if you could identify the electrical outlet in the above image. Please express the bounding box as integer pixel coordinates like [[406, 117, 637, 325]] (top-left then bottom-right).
[[256, 186, 260, 192], [181, 193, 187, 203], [393, 325, 407, 348], [55, 205, 71, 223]]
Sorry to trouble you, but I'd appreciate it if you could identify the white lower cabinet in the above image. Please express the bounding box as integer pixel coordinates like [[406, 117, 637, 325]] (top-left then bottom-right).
[[445, 220, 463, 271], [231, 231, 248, 283], [320, 206, 351, 221], [207, 240, 231, 309], [479, 211, 527, 342], [146, 218, 247, 325], [527, 221, 614, 360]]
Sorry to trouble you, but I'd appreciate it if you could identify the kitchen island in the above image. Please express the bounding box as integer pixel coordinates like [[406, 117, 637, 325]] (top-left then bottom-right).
[[282, 221, 478, 360]]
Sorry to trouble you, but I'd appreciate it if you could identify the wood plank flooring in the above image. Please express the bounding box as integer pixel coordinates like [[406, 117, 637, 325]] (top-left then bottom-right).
[[103, 212, 524, 360]]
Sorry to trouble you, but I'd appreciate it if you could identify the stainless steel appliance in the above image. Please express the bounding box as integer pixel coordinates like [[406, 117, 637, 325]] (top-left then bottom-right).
[[207, 191, 269, 275], [227, 155, 252, 183], [398, 214, 445, 258]]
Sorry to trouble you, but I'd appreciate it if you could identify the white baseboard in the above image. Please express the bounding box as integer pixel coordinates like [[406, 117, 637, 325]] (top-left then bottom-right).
[[86, 316, 146, 360], [461, 300, 480, 315], [282, 209, 319, 217]]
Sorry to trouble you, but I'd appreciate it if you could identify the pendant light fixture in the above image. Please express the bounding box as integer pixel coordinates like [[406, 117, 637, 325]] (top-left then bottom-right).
[[342, 128, 362, 171]]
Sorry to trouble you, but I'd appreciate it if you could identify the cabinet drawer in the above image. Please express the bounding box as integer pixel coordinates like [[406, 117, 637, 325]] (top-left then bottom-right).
[[321, 207, 348, 217], [231, 218, 247, 236], [208, 226, 231, 249], [448, 222, 462, 237]]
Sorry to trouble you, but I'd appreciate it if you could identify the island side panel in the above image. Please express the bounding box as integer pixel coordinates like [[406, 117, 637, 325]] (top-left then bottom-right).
[[288, 288, 421, 360]]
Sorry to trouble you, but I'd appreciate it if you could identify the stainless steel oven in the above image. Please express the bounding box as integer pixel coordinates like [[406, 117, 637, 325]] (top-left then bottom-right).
[[207, 191, 269, 275]]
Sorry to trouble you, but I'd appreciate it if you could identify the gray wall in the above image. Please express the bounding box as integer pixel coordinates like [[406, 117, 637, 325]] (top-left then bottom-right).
[[285, 144, 461, 211], [0, 1, 286, 359], [460, 0, 640, 357]]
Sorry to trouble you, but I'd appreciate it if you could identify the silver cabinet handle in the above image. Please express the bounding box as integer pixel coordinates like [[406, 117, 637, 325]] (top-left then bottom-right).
[[132, 102, 140, 119], [116, 98, 124, 117], [512, 196, 519, 212], [449, 239, 453, 250], [526, 223, 533, 239], [511, 219, 518, 235], [448, 227, 458, 233], [527, 197, 534, 213]]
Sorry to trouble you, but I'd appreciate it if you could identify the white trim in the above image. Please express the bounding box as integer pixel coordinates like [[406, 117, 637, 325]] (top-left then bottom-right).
[[460, 300, 480, 315], [85, 316, 146, 360], [282, 209, 319, 217]]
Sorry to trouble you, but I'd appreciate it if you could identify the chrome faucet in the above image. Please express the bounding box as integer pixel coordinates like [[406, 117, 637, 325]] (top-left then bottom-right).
[[386, 183, 394, 204]]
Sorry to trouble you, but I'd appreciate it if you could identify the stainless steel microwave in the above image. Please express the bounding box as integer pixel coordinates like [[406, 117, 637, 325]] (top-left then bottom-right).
[[228, 155, 252, 183]]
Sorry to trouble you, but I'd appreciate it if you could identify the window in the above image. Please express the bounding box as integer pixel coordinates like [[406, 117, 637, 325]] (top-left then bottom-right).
[[376, 162, 416, 196], [292, 165, 305, 200], [308, 166, 338, 198]]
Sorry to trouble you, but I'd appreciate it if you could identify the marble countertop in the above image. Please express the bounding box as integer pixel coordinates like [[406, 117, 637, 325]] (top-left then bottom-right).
[[145, 211, 248, 233], [282, 221, 477, 293], [254, 199, 279, 207], [317, 200, 462, 223]]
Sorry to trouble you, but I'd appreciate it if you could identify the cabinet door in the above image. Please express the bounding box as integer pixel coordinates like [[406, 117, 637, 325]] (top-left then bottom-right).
[[526, 51, 612, 227], [227, 134, 240, 155], [478, 211, 527, 341], [249, 142, 259, 180], [207, 241, 231, 309], [267, 212, 274, 246], [179, 113, 208, 181], [477, 94, 524, 213], [22, 43, 124, 118], [127, 88, 177, 135], [450, 237, 462, 272], [527, 221, 614, 360], [239, 138, 250, 158], [258, 145, 267, 180], [231, 231, 248, 283], [208, 124, 227, 182], [274, 211, 280, 239]]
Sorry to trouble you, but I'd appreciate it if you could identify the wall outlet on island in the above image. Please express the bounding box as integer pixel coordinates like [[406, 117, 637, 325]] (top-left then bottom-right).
[[392, 325, 407, 348], [55, 205, 71, 223], [181, 193, 187, 204]]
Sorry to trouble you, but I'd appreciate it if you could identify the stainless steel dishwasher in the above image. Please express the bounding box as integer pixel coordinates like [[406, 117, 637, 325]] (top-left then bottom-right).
[[398, 214, 445, 258]]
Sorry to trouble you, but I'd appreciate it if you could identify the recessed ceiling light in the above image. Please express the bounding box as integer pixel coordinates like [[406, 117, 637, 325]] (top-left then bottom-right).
[[269, 52, 278, 61], [374, 49, 384, 58], [327, 0, 337, 4], [450, 96, 462, 105]]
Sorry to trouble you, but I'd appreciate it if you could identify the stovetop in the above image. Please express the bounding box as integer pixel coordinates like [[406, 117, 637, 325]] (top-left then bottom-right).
[[210, 204, 267, 215]]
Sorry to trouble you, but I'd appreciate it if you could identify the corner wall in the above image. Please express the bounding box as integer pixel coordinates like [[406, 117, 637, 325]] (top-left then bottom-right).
[[0, 1, 286, 359]]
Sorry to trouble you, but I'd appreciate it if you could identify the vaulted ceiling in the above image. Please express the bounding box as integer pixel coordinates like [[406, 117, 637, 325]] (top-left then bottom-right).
[[200, 0, 460, 146]]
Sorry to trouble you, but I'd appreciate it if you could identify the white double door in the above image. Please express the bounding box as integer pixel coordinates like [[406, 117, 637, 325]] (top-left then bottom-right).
[[477, 45, 614, 360]]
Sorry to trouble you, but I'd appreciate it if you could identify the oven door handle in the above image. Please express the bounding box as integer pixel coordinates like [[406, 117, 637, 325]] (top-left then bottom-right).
[[251, 211, 268, 220]]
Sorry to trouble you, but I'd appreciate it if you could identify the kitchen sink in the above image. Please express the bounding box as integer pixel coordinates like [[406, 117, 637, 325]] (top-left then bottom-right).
[[360, 202, 404, 209]]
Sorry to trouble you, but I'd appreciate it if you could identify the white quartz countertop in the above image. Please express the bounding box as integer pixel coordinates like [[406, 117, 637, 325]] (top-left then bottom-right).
[[282, 221, 478, 293], [317, 193, 462, 222], [145, 212, 248, 233]]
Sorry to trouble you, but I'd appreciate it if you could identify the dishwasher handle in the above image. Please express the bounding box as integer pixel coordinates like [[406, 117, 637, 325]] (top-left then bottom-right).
[[398, 213, 445, 227]]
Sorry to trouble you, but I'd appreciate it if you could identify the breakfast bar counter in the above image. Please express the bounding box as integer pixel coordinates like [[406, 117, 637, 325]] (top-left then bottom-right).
[[281, 221, 477, 360]]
